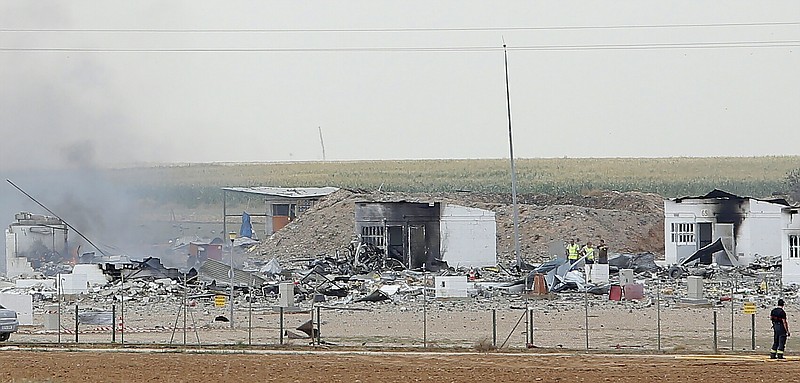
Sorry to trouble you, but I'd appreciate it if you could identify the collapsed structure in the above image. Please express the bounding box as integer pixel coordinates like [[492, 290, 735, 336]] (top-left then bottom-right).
[[2, 186, 798, 347], [664, 189, 800, 284], [355, 201, 496, 270], [221, 186, 339, 238], [3, 212, 68, 278]]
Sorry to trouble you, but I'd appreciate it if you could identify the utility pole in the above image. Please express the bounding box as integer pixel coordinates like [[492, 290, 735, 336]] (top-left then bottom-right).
[[229, 232, 236, 330], [503, 43, 523, 270], [318, 126, 327, 161]]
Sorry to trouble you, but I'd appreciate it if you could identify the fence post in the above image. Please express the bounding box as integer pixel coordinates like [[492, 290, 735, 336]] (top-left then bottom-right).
[[57, 273, 62, 345], [183, 273, 188, 347], [121, 271, 125, 346], [248, 288, 253, 346], [713, 311, 718, 353], [423, 273, 427, 348], [316, 306, 321, 345], [112, 304, 116, 343], [279, 307, 284, 345], [492, 309, 497, 348], [584, 290, 589, 350], [524, 301, 530, 345], [529, 307, 535, 347], [310, 302, 315, 346], [731, 279, 735, 351], [74, 303, 79, 343], [657, 280, 661, 351]]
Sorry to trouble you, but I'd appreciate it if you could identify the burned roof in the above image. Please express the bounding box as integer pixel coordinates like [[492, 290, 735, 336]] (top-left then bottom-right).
[[198, 259, 266, 286], [673, 188, 790, 206], [222, 186, 338, 199]]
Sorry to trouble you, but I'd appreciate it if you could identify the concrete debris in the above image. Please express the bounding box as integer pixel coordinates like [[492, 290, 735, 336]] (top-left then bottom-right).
[[607, 253, 660, 274], [1, 189, 796, 341], [355, 290, 390, 303]]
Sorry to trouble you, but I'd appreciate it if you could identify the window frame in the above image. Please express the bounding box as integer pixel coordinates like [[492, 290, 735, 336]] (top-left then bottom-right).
[[671, 222, 696, 245], [790, 234, 800, 259], [361, 225, 386, 249]]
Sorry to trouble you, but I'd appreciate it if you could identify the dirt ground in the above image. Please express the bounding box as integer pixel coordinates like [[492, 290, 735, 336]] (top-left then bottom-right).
[[0, 349, 797, 383]]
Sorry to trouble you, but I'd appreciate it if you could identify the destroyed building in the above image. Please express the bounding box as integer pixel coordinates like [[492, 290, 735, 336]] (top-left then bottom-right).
[[3, 212, 68, 278], [663, 189, 791, 266], [221, 186, 339, 237], [354, 201, 496, 270]]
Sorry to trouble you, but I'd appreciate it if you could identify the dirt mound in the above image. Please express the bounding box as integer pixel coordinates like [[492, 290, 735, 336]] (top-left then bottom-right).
[[252, 189, 665, 265]]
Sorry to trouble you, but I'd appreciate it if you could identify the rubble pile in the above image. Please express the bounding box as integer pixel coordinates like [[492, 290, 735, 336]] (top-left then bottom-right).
[[253, 189, 665, 264], [2, 244, 798, 348]]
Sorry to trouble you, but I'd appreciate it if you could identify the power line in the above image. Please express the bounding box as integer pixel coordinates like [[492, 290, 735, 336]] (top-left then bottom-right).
[[1, 40, 798, 53], [1, 21, 799, 33]]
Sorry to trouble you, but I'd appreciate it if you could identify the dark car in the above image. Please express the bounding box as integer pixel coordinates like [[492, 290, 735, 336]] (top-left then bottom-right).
[[0, 304, 19, 341]]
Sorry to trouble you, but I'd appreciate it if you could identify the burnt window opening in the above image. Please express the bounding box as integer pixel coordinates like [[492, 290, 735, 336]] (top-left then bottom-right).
[[296, 200, 314, 215], [790, 235, 800, 259], [361, 226, 385, 248], [671, 223, 695, 245], [272, 204, 297, 219]]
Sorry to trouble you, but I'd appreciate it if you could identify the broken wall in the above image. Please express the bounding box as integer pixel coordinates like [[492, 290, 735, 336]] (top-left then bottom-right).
[[4, 229, 34, 278], [354, 202, 441, 269], [736, 199, 784, 262], [664, 193, 786, 265]]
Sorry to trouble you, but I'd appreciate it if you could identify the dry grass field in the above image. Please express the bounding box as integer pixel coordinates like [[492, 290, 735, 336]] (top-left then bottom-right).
[[108, 157, 799, 206]]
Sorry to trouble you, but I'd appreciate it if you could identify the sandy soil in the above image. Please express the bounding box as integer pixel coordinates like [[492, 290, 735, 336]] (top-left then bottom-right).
[[0, 349, 797, 383]]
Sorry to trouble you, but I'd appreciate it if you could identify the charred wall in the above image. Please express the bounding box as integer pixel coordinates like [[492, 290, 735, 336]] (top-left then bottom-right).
[[711, 197, 747, 236], [354, 202, 441, 269]]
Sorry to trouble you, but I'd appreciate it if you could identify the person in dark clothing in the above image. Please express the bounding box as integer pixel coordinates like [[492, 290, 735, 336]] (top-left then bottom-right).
[[597, 239, 609, 264], [770, 299, 790, 359]]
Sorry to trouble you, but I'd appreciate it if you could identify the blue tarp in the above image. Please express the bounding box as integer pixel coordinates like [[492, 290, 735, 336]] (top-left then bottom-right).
[[240, 211, 253, 238]]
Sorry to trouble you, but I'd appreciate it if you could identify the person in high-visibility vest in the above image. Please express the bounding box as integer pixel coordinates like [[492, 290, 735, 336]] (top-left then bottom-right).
[[565, 239, 580, 264], [582, 242, 595, 263], [582, 242, 596, 281]]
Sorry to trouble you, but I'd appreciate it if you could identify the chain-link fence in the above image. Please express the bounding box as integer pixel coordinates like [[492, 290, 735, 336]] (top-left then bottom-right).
[[7, 288, 789, 354]]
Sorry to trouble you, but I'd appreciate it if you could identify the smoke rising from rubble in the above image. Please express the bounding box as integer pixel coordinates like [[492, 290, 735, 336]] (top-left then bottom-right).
[[0, 8, 177, 263], [0, 140, 176, 264]]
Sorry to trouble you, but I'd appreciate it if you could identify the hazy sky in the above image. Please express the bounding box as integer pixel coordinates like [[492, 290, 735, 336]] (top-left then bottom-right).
[[1, 1, 798, 168]]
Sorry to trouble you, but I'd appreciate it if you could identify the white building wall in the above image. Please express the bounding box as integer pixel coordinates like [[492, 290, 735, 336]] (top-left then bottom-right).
[[434, 276, 468, 298], [5, 230, 34, 279], [737, 200, 784, 264], [664, 197, 786, 266], [57, 273, 88, 295], [0, 294, 33, 325], [0, 230, 7, 276], [439, 204, 496, 267], [663, 200, 716, 265], [8, 224, 67, 255], [781, 209, 800, 285]]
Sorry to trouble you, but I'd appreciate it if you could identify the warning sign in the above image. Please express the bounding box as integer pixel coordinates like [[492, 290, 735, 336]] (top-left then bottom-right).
[[214, 295, 227, 308], [743, 302, 757, 315]]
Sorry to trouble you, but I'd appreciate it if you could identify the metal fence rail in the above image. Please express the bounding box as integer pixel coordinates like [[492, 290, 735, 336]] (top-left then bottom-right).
[[8, 290, 782, 354]]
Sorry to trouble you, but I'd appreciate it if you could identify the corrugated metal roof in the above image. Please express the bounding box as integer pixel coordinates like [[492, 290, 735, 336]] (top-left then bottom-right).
[[674, 188, 790, 206], [198, 259, 266, 287], [222, 186, 339, 199]]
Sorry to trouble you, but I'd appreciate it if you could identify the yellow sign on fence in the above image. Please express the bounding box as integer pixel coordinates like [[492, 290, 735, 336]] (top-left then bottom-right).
[[743, 302, 757, 315], [214, 295, 227, 308]]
